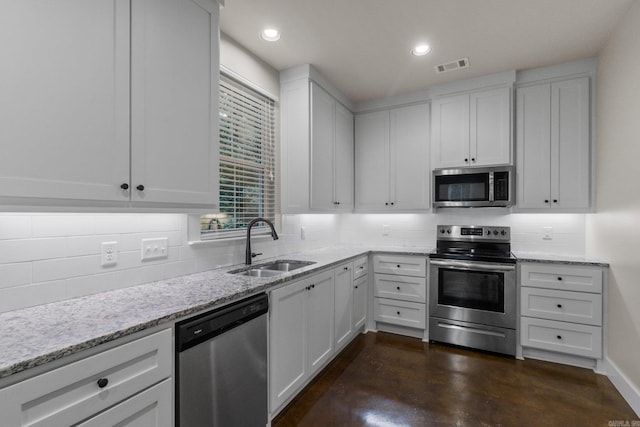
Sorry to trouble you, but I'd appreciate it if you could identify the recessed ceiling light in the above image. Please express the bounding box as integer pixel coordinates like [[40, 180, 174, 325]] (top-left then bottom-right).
[[411, 44, 431, 56], [260, 28, 280, 42]]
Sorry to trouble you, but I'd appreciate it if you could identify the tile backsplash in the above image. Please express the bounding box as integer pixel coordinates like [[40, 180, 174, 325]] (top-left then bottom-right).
[[0, 211, 586, 313]]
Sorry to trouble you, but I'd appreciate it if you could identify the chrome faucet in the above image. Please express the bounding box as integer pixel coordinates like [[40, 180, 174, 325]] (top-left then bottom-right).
[[245, 217, 279, 265]]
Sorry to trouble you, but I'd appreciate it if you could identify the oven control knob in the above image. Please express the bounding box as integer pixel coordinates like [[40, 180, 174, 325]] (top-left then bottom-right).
[[501, 230, 506, 236], [446, 229, 451, 234], [486, 230, 491, 235], [493, 230, 499, 235], [440, 228, 445, 234]]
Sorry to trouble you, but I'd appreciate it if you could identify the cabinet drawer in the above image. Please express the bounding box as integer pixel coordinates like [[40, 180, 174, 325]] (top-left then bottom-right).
[[374, 274, 426, 303], [0, 329, 172, 427], [373, 254, 426, 277], [353, 256, 368, 279], [521, 317, 602, 358], [374, 298, 425, 329], [77, 379, 172, 427], [520, 263, 602, 293], [521, 287, 602, 326]]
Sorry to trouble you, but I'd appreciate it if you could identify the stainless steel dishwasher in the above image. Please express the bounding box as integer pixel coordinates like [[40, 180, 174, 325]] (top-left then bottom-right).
[[176, 293, 269, 427]]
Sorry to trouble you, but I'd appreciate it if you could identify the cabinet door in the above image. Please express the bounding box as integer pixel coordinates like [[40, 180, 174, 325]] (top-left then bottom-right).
[[334, 102, 355, 210], [334, 263, 354, 350], [77, 379, 172, 427], [130, 0, 219, 207], [270, 279, 309, 412], [431, 94, 470, 168], [470, 87, 511, 166], [281, 78, 311, 213], [307, 270, 335, 376], [516, 84, 552, 209], [551, 77, 590, 209], [0, 0, 130, 203], [353, 275, 368, 330], [390, 103, 430, 210], [355, 111, 390, 210], [310, 83, 336, 210]]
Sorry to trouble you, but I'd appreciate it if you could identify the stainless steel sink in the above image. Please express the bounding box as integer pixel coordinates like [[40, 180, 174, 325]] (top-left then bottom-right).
[[229, 260, 316, 277]]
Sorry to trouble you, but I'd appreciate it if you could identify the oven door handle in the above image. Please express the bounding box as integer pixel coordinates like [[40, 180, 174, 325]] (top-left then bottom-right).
[[429, 259, 516, 272]]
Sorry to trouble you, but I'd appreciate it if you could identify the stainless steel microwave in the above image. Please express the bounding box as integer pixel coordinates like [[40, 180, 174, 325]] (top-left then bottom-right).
[[432, 166, 514, 208]]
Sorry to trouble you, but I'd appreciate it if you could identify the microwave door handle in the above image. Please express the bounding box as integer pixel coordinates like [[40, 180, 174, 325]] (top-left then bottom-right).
[[429, 259, 516, 272], [489, 172, 495, 202]]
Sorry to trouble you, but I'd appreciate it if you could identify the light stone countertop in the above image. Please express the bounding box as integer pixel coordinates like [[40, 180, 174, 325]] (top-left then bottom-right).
[[513, 252, 609, 267], [0, 245, 431, 380], [0, 244, 606, 381]]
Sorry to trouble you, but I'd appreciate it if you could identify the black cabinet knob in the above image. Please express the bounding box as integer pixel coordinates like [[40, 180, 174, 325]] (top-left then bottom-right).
[[390, 202, 394, 206], [344, 266, 349, 271], [556, 335, 562, 340], [464, 158, 468, 162], [557, 277, 563, 281], [97, 378, 109, 388], [471, 158, 476, 162], [544, 199, 549, 203], [557, 304, 563, 308], [354, 285, 358, 289], [396, 286, 400, 291], [553, 199, 558, 203], [385, 202, 389, 206], [120, 183, 129, 190], [136, 184, 145, 191], [397, 264, 401, 268], [397, 311, 401, 316]]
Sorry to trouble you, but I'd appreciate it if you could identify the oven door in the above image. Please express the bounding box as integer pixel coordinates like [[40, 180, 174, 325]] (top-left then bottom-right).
[[429, 259, 516, 329]]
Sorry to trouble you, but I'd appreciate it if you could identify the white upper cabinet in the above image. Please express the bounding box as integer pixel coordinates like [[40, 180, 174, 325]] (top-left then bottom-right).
[[130, 0, 220, 207], [310, 83, 354, 211], [0, 0, 219, 209], [281, 68, 354, 214], [516, 77, 590, 210], [355, 103, 430, 211], [431, 87, 511, 169]]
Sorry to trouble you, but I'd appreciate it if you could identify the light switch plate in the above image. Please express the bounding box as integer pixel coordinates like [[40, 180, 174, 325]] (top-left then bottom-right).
[[101, 241, 118, 267], [141, 237, 168, 261]]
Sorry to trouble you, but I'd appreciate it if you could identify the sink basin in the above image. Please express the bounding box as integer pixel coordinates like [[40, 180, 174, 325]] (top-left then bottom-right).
[[228, 260, 316, 277]]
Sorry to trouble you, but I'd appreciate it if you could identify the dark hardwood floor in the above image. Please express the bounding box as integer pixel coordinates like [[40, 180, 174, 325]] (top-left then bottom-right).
[[272, 332, 638, 427]]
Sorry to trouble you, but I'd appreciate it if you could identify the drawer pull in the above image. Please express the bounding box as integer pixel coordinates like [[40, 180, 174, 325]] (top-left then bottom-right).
[[557, 277, 563, 281], [396, 286, 401, 291], [97, 378, 109, 388], [397, 264, 401, 268], [556, 335, 562, 340], [344, 266, 349, 271], [354, 285, 358, 289], [557, 304, 563, 309], [396, 311, 401, 316]]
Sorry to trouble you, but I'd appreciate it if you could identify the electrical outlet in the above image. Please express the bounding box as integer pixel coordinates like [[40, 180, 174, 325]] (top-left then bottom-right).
[[141, 237, 168, 261], [382, 225, 390, 236], [301, 226, 306, 240], [101, 241, 118, 267], [543, 226, 553, 240]]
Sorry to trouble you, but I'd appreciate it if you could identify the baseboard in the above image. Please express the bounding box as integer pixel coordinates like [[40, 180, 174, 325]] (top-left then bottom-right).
[[607, 357, 640, 417]]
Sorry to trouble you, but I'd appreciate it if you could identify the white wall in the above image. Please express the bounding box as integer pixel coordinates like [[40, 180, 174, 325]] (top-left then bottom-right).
[[586, 0, 640, 402]]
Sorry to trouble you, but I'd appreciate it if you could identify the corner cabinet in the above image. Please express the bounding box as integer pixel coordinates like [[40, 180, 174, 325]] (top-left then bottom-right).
[[431, 87, 511, 169], [516, 77, 590, 211], [0, 0, 219, 209], [281, 77, 354, 213], [355, 103, 430, 211], [0, 329, 172, 427]]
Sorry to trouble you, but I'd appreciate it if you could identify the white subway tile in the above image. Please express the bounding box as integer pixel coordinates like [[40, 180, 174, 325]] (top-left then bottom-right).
[[0, 215, 31, 240], [0, 238, 66, 263], [0, 280, 67, 313], [31, 214, 95, 237], [0, 263, 32, 289]]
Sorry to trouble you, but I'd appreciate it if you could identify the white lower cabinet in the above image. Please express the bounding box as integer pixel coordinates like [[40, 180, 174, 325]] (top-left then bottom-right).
[[0, 329, 172, 427], [270, 257, 370, 416], [372, 254, 427, 335], [270, 269, 334, 413], [520, 262, 605, 362]]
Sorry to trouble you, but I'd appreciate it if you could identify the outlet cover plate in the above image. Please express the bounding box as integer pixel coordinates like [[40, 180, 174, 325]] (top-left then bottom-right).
[[141, 237, 168, 261], [543, 226, 553, 240], [101, 241, 118, 267]]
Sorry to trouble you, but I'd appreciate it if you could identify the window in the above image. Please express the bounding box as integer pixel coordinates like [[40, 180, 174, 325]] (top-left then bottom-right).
[[201, 74, 276, 238]]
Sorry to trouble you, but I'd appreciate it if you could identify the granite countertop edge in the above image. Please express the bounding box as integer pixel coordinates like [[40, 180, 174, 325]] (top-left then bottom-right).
[[0, 245, 607, 381]]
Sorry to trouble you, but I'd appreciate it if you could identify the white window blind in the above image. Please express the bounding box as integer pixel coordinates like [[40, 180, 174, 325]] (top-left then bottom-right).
[[201, 74, 276, 238]]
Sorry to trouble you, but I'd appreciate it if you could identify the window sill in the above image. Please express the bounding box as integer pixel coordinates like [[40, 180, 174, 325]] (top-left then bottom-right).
[[188, 233, 273, 246]]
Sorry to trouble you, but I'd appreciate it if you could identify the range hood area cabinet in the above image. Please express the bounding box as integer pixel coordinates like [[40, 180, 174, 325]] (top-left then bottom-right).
[[431, 87, 512, 169], [354, 103, 431, 212], [516, 77, 591, 211], [280, 69, 354, 214], [0, 0, 220, 210]]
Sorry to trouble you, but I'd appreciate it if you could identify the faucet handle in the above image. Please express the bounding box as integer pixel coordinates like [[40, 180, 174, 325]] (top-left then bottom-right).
[[251, 252, 263, 258]]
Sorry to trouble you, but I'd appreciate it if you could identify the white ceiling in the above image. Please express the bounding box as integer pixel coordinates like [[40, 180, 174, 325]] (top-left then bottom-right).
[[220, 0, 633, 103]]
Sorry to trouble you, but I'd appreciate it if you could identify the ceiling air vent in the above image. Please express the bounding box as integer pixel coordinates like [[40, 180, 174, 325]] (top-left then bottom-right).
[[435, 57, 469, 74]]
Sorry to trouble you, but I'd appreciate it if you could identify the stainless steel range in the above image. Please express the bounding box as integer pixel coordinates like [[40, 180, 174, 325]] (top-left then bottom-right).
[[429, 225, 517, 356]]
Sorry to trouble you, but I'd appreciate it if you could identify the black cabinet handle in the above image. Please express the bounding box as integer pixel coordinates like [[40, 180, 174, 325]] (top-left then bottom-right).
[[354, 285, 358, 289], [397, 311, 401, 316], [344, 266, 349, 271], [556, 335, 562, 340], [553, 199, 558, 203], [464, 158, 468, 162], [396, 286, 400, 291], [471, 158, 476, 162], [97, 378, 109, 388], [120, 183, 129, 190], [397, 264, 401, 268], [544, 199, 549, 203], [557, 277, 563, 281], [136, 184, 145, 191], [557, 304, 563, 308], [390, 202, 394, 206], [385, 202, 389, 206]]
